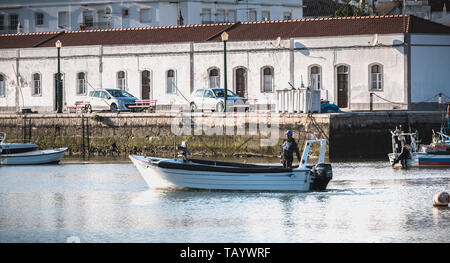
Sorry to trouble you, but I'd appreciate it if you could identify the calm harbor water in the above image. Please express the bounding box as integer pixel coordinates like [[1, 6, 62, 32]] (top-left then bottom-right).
[[0, 159, 449, 243]]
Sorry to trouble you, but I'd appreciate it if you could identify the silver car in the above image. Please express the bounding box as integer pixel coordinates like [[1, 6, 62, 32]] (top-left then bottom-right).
[[87, 88, 138, 112], [189, 88, 248, 112]]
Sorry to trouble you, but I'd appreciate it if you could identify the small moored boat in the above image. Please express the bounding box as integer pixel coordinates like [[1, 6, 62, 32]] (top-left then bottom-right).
[[0, 132, 68, 165], [0, 132, 38, 154], [0, 147, 68, 165], [388, 130, 450, 168], [130, 139, 332, 191]]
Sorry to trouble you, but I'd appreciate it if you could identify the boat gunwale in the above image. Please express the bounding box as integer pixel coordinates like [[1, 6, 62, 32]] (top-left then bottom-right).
[[0, 148, 68, 158]]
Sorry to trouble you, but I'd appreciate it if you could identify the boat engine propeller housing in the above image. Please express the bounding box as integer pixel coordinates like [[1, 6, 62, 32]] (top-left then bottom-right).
[[310, 163, 333, 191]]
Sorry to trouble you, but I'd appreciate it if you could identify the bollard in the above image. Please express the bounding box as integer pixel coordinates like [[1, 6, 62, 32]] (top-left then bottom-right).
[[370, 92, 373, 112], [433, 191, 450, 207]]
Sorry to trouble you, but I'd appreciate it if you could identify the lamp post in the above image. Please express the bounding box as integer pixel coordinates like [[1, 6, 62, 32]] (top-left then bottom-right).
[[221, 31, 228, 112], [55, 40, 63, 113]]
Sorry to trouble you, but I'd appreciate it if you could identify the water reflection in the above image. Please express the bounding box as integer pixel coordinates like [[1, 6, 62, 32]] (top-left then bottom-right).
[[0, 162, 449, 242]]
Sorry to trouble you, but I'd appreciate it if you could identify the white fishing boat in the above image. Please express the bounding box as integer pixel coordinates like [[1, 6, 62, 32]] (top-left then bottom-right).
[[0, 147, 68, 165], [129, 139, 332, 191], [388, 130, 450, 168], [0, 132, 38, 154]]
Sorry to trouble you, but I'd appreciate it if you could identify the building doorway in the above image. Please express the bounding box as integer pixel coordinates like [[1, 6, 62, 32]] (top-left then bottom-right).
[[234, 67, 247, 98], [141, 70, 151, 99], [337, 65, 349, 108]]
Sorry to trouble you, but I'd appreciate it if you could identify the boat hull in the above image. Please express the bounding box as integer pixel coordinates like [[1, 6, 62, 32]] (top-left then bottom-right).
[[130, 155, 314, 191], [388, 152, 450, 167], [1, 148, 68, 165], [0, 143, 38, 154]]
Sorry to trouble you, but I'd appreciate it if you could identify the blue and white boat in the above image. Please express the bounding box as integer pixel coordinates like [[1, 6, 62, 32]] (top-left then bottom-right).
[[0, 132, 68, 165], [0, 132, 38, 154], [388, 131, 450, 167]]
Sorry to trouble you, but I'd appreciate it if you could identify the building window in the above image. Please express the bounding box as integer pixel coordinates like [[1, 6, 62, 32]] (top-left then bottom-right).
[[227, 10, 236, 22], [261, 67, 274, 93], [370, 64, 383, 91], [283, 12, 292, 20], [117, 71, 126, 90], [83, 10, 94, 28], [0, 74, 5, 97], [122, 8, 129, 18], [262, 11, 270, 21], [77, 72, 87, 95], [201, 9, 212, 24], [32, 73, 41, 96], [0, 15, 4, 31], [140, 8, 152, 23], [58, 12, 68, 28], [249, 10, 257, 21], [35, 13, 44, 27], [166, 70, 176, 94], [209, 68, 220, 89], [309, 65, 321, 90], [216, 9, 225, 23], [9, 14, 19, 31]]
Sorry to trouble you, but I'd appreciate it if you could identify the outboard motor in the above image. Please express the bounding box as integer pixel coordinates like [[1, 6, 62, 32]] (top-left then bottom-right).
[[310, 163, 333, 191]]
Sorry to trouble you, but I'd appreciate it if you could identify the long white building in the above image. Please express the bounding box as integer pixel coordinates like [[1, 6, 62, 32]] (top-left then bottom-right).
[[0, 0, 303, 34], [0, 15, 449, 112]]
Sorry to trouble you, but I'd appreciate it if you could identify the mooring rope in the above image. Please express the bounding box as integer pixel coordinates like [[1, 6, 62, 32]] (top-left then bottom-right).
[[371, 92, 447, 105]]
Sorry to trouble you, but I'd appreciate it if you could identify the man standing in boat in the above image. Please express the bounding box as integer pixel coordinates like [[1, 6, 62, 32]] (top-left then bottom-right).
[[281, 130, 301, 168], [392, 138, 412, 168]]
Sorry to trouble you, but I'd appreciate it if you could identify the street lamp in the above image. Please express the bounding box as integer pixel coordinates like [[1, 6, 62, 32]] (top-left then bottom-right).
[[221, 31, 228, 112], [55, 40, 62, 113]]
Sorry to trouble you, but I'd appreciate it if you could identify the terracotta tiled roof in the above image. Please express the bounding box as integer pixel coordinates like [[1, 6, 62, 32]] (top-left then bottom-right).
[[0, 31, 60, 49], [36, 23, 237, 48], [0, 15, 449, 49], [209, 15, 450, 41]]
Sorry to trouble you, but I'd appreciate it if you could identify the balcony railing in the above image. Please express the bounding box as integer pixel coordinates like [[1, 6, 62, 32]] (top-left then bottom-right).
[[79, 22, 111, 30], [0, 25, 21, 34]]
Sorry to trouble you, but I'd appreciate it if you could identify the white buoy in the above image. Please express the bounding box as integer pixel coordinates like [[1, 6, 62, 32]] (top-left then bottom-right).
[[433, 191, 450, 207]]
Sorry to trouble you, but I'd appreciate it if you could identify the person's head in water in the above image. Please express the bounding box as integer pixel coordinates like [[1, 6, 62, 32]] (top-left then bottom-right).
[[286, 130, 293, 140]]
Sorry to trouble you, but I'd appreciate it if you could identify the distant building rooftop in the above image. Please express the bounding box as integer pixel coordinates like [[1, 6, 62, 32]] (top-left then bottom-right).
[[303, 0, 344, 18], [1, 15, 450, 49]]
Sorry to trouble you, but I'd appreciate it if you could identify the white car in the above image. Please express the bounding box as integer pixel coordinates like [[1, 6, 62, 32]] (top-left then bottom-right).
[[87, 88, 138, 112], [189, 88, 249, 112]]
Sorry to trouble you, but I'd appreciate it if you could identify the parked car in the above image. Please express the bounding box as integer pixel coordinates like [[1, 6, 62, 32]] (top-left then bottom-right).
[[87, 88, 138, 112], [189, 88, 249, 112]]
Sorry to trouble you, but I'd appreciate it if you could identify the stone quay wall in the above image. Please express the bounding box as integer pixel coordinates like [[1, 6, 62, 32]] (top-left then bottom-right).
[[0, 112, 330, 159], [0, 111, 444, 160], [328, 111, 444, 159]]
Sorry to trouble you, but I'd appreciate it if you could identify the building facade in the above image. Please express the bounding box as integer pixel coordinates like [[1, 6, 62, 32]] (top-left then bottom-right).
[[0, 15, 449, 113], [0, 0, 303, 34]]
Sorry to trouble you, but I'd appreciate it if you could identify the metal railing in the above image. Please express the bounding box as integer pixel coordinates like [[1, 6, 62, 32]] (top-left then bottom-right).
[[79, 22, 111, 30], [0, 25, 21, 34]]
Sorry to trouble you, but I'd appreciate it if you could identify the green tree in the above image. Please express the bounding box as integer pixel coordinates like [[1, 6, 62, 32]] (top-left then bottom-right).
[[331, 2, 368, 17]]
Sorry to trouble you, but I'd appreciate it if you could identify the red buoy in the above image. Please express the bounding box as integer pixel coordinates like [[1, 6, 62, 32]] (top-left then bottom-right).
[[433, 192, 450, 207]]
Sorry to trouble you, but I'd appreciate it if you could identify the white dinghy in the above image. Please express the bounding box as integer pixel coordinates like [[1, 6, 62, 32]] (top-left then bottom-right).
[[129, 139, 332, 191], [0, 147, 68, 165]]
